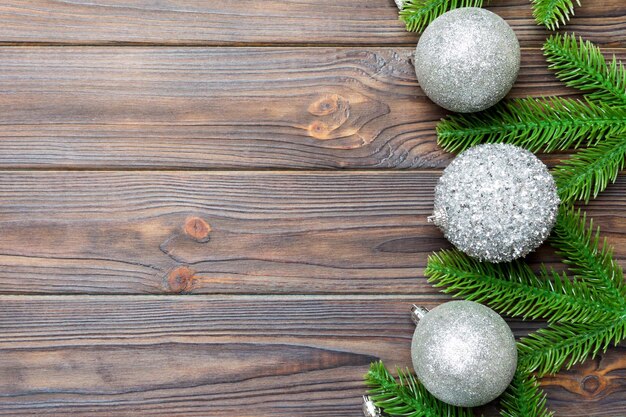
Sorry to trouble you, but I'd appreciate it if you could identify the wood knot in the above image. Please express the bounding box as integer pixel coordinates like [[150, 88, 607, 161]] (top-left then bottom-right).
[[581, 375, 602, 394], [308, 120, 332, 140], [166, 266, 196, 293], [184, 216, 211, 242], [307, 94, 350, 140], [308, 94, 341, 116]]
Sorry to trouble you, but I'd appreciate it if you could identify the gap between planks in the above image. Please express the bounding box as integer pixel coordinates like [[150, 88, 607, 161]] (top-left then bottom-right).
[[0, 43, 623, 51], [0, 294, 452, 301]]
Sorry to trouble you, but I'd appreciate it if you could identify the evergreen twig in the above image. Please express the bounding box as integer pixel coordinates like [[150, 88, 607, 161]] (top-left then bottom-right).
[[499, 371, 553, 417], [550, 207, 626, 307], [425, 248, 621, 323], [398, 0, 581, 31], [518, 319, 626, 377], [399, 0, 484, 33], [554, 136, 626, 203], [436, 97, 626, 154], [532, 0, 581, 30], [364, 361, 475, 417], [544, 34, 626, 106]]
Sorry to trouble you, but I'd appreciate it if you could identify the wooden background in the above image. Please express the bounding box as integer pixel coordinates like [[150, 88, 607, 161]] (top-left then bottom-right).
[[0, 1, 624, 415]]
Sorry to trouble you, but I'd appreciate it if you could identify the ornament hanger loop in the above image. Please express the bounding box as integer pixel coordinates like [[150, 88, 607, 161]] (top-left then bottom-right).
[[362, 395, 381, 417], [411, 305, 429, 324]]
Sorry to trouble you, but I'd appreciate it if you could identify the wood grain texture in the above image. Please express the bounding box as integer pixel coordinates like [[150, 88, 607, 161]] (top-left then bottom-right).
[[0, 0, 624, 46], [0, 1, 624, 415], [0, 295, 622, 416], [0, 171, 623, 295], [1, 47, 624, 170]]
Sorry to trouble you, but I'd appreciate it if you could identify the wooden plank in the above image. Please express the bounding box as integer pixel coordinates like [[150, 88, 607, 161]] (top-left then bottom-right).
[[1, 47, 625, 170], [0, 171, 623, 295], [0, 295, 622, 416], [0, 1, 624, 46]]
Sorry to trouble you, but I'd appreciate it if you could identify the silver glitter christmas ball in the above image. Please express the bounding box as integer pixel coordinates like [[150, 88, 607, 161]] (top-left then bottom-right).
[[430, 143, 560, 263], [411, 301, 517, 407], [394, 0, 405, 9], [414, 8, 520, 112]]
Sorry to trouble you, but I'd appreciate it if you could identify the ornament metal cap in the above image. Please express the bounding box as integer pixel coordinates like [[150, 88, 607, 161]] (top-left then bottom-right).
[[427, 208, 447, 231], [411, 305, 429, 325], [362, 395, 381, 417]]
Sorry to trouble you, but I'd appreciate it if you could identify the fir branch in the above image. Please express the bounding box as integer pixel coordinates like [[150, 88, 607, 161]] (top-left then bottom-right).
[[518, 319, 626, 377], [551, 207, 626, 308], [436, 97, 626, 154], [554, 135, 626, 203], [532, 0, 580, 30], [364, 361, 475, 417], [425, 249, 622, 323], [499, 371, 552, 417], [400, 0, 484, 33], [544, 34, 626, 106]]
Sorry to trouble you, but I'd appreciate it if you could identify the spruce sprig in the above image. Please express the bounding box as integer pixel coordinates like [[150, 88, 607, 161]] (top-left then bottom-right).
[[425, 249, 620, 324], [518, 319, 626, 377], [426, 207, 626, 324], [554, 136, 626, 203], [436, 97, 626, 154], [532, 0, 580, 30], [544, 34, 626, 106], [397, 0, 581, 32], [550, 208, 626, 306], [499, 371, 552, 417], [399, 0, 485, 33], [365, 361, 475, 417]]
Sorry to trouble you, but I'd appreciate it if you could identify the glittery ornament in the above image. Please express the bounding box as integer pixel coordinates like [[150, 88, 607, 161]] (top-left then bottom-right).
[[394, 0, 405, 9], [361, 396, 381, 417], [414, 8, 520, 112], [430, 143, 559, 263], [411, 301, 517, 407]]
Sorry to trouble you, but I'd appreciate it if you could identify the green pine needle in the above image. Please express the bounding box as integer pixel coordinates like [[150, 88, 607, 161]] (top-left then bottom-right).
[[551, 207, 626, 308], [436, 97, 626, 154], [544, 34, 626, 106], [425, 248, 621, 323], [364, 361, 475, 417], [518, 319, 626, 377], [554, 136, 626, 203], [532, 0, 580, 30], [499, 371, 553, 417], [400, 0, 484, 33]]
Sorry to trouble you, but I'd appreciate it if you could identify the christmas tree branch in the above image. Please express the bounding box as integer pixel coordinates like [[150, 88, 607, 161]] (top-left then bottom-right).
[[518, 319, 626, 377], [550, 207, 626, 307], [499, 371, 552, 417], [400, 0, 484, 33], [544, 34, 626, 106], [398, 0, 579, 31], [436, 97, 626, 154], [532, 0, 580, 30], [364, 361, 475, 417], [554, 136, 626, 203], [425, 249, 621, 323]]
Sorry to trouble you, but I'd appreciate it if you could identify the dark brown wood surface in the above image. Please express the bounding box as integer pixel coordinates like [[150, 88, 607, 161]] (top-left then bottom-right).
[[0, 1, 624, 416], [0, 0, 624, 46], [1, 47, 625, 170], [0, 296, 623, 417], [0, 171, 624, 295]]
